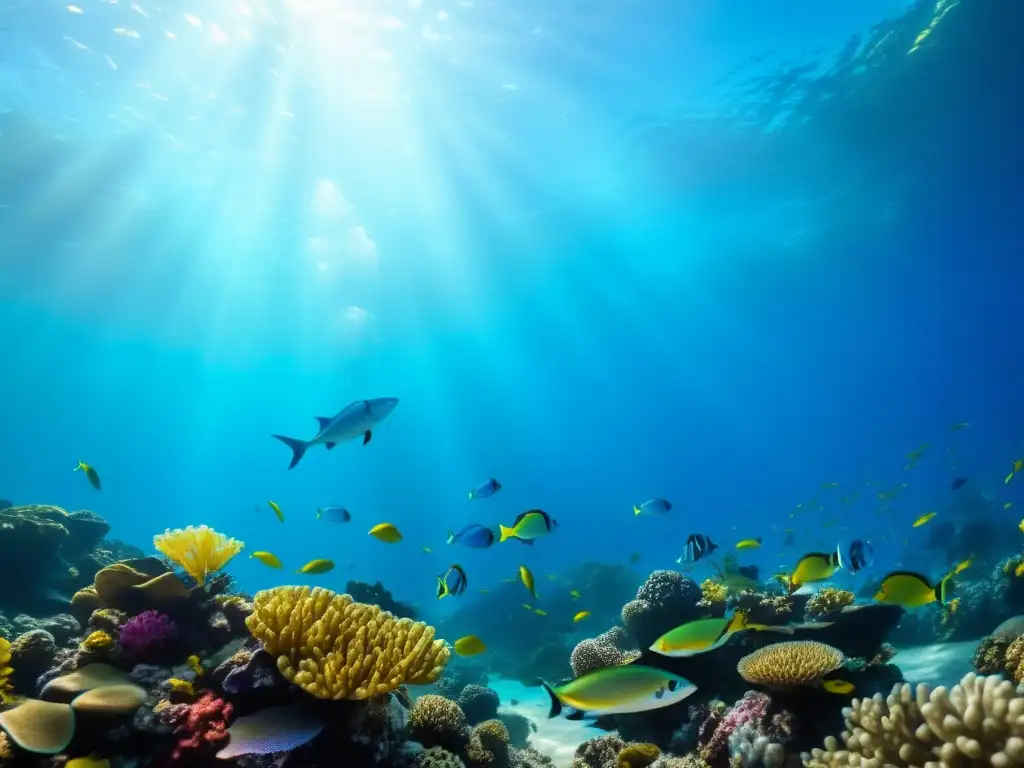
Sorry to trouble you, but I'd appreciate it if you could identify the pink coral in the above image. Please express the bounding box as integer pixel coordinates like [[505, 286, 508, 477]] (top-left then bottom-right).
[[700, 691, 771, 762], [160, 691, 234, 760]]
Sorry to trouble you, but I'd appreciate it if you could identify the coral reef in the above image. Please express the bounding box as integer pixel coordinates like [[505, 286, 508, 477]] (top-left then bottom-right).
[[571, 632, 641, 678], [118, 610, 178, 659], [246, 585, 450, 699], [622, 571, 703, 648], [803, 589, 854, 622], [457, 684, 500, 725], [736, 642, 845, 688], [346, 580, 419, 620]]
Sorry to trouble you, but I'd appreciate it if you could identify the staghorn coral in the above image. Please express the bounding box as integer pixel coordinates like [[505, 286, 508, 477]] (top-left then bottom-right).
[[570, 636, 641, 678], [737, 641, 845, 688], [698, 579, 728, 608], [617, 743, 660, 768], [804, 588, 855, 621], [409, 694, 469, 752], [153, 525, 244, 587], [805, 672, 1024, 767], [247, 585, 449, 700]]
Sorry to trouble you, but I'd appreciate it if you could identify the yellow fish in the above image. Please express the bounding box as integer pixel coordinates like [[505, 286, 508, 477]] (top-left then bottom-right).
[[454, 635, 486, 656], [573, 611, 591, 622], [268, 500, 284, 522], [519, 565, 537, 599], [570, 590, 582, 599], [369, 523, 402, 543], [187, 655, 203, 678], [1016, 562, 1024, 578], [533, 608, 548, 617], [166, 678, 195, 695], [912, 512, 936, 528], [951, 558, 971, 576], [874, 571, 951, 608], [735, 538, 762, 550], [74, 460, 102, 490], [250, 551, 283, 569], [822, 679, 855, 695], [1019, 518, 1024, 534], [789, 552, 840, 592], [296, 558, 334, 575]]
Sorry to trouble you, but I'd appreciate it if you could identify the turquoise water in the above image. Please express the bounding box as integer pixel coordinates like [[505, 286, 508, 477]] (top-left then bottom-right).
[[1, 0, 1021, 634]]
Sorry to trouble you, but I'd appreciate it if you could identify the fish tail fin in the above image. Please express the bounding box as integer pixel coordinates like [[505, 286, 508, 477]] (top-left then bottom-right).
[[446, 531, 455, 544], [74, 460, 82, 471], [633, 505, 641, 515], [540, 681, 562, 718], [499, 524, 515, 543], [315, 508, 322, 519], [436, 577, 449, 600], [936, 574, 953, 605], [271, 434, 308, 470]]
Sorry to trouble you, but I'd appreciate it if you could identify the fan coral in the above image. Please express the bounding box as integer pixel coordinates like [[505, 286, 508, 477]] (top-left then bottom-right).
[[409, 694, 469, 751], [804, 588, 855, 620], [570, 637, 641, 678], [737, 641, 845, 688], [805, 672, 1024, 767], [458, 684, 500, 724], [153, 525, 244, 586], [698, 579, 728, 608], [617, 742, 660, 768], [0, 637, 12, 704], [118, 610, 178, 657], [247, 585, 449, 700]]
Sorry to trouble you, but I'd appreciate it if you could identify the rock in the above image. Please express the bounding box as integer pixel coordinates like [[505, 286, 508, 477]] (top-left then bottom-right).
[[61, 510, 111, 554], [9, 629, 58, 693]]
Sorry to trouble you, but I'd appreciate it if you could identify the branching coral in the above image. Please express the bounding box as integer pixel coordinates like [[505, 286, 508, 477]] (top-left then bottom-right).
[[153, 525, 244, 586], [697, 579, 728, 608], [247, 585, 450, 700], [737, 641, 845, 688], [805, 672, 1024, 767], [804, 588, 855, 620]]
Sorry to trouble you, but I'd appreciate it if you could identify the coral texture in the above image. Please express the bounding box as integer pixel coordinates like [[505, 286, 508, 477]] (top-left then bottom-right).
[[458, 684, 500, 724], [153, 525, 244, 586], [0, 637, 12, 703], [409, 694, 469, 751], [118, 610, 178, 657], [805, 672, 1024, 767], [736, 641, 845, 687], [246, 585, 450, 699], [804, 589, 855, 620], [161, 691, 235, 760]]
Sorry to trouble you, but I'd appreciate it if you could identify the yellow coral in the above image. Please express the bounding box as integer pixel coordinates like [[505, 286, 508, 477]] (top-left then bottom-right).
[[697, 579, 727, 607], [618, 742, 661, 768], [0, 637, 12, 704], [245, 585, 450, 700], [81, 631, 114, 652], [153, 525, 244, 586], [736, 641, 845, 687], [804, 588, 854, 619]]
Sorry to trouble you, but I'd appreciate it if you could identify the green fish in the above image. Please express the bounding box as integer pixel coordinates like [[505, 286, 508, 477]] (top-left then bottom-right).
[[542, 665, 696, 719], [651, 612, 793, 658]]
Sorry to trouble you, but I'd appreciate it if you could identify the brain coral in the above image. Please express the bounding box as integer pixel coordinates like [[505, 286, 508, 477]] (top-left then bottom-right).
[[805, 672, 1024, 767], [736, 641, 845, 687], [246, 585, 450, 700], [409, 694, 468, 751], [570, 637, 640, 678]]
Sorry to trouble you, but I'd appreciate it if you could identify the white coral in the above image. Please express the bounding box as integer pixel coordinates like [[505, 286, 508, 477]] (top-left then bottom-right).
[[804, 672, 1024, 768]]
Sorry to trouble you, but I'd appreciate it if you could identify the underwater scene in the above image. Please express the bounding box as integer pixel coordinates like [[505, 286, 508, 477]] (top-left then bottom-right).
[[2, 0, 1024, 766]]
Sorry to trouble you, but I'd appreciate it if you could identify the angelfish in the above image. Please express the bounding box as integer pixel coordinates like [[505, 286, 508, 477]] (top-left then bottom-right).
[[541, 665, 696, 719], [272, 397, 400, 469]]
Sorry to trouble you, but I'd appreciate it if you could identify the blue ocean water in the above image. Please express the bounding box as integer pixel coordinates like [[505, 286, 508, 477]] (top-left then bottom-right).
[[0, 0, 1020, 630]]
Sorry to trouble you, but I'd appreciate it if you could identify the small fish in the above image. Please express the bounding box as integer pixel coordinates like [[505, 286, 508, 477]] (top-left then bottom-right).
[[447, 524, 495, 549], [499, 510, 558, 544], [519, 565, 537, 598], [735, 538, 762, 550], [951, 422, 970, 430], [369, 523, 402, 543], [1005, 502, 1013, 511], [821, 482, 840, 488], [781, 529, 796, 546], [272, 397, 400, 469], [469, 478, 502, 500], [75, 460, 101, 490], [912, 512, 936, 528], [950, 477, 968, 491], [573, 611, 591, 622], [836, 539, 874, 574], [296, 559, 335, 575], [187, 655, 204, 677], [521, 603, 533, 610], [167, 678, 196, 695], [250, 551, 283, 569], [874, 570, 952, 608], [454, 636, 486, 656], [478, 588, 490, 594], [822, 679, 855, 695], [316, 506, 351, 523], [789, 551, 841, 592], [570, 590, 582, 599], [502, 577, 518, 584], [436, 564, 468, 599], [633, 498, 671, 516], [422, 547, 433, 554], [951, 558, 971, 575], [676, 534, 718, 564], [629, 552, 642, 564], [1007, 460, 1023, 485], [650, 612, 792, 658], [268, 500, 285, 523], [533, 608, 548, 616], [541, 665, 696, 719]]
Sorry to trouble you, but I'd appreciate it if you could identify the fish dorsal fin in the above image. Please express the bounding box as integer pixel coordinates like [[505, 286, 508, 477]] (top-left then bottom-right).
[[314, 416, 332, 431]]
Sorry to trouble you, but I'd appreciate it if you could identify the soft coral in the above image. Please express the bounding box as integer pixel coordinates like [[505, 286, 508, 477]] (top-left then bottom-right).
[[162, 691, 234, 760]]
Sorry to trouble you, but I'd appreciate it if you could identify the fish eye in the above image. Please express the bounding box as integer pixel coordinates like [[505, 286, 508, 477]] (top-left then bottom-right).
[[668, 680, 679, 691]]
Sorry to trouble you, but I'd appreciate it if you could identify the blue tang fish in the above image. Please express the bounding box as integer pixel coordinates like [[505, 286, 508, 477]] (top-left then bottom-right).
[[634, 498, 671, 516], [447, 524, 495, 549], [469, 478, 502, 500], [316, 506, 352, 523], [272, 397, 399, 469], [437, 564, 468, 599]]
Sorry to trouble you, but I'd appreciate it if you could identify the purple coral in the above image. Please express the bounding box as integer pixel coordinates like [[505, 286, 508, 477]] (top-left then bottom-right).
[[118, 610, 178, 657]]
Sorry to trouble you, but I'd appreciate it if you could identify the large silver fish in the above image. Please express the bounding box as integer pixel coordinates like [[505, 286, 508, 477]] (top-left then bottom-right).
[[272, 397, 399, 469]]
